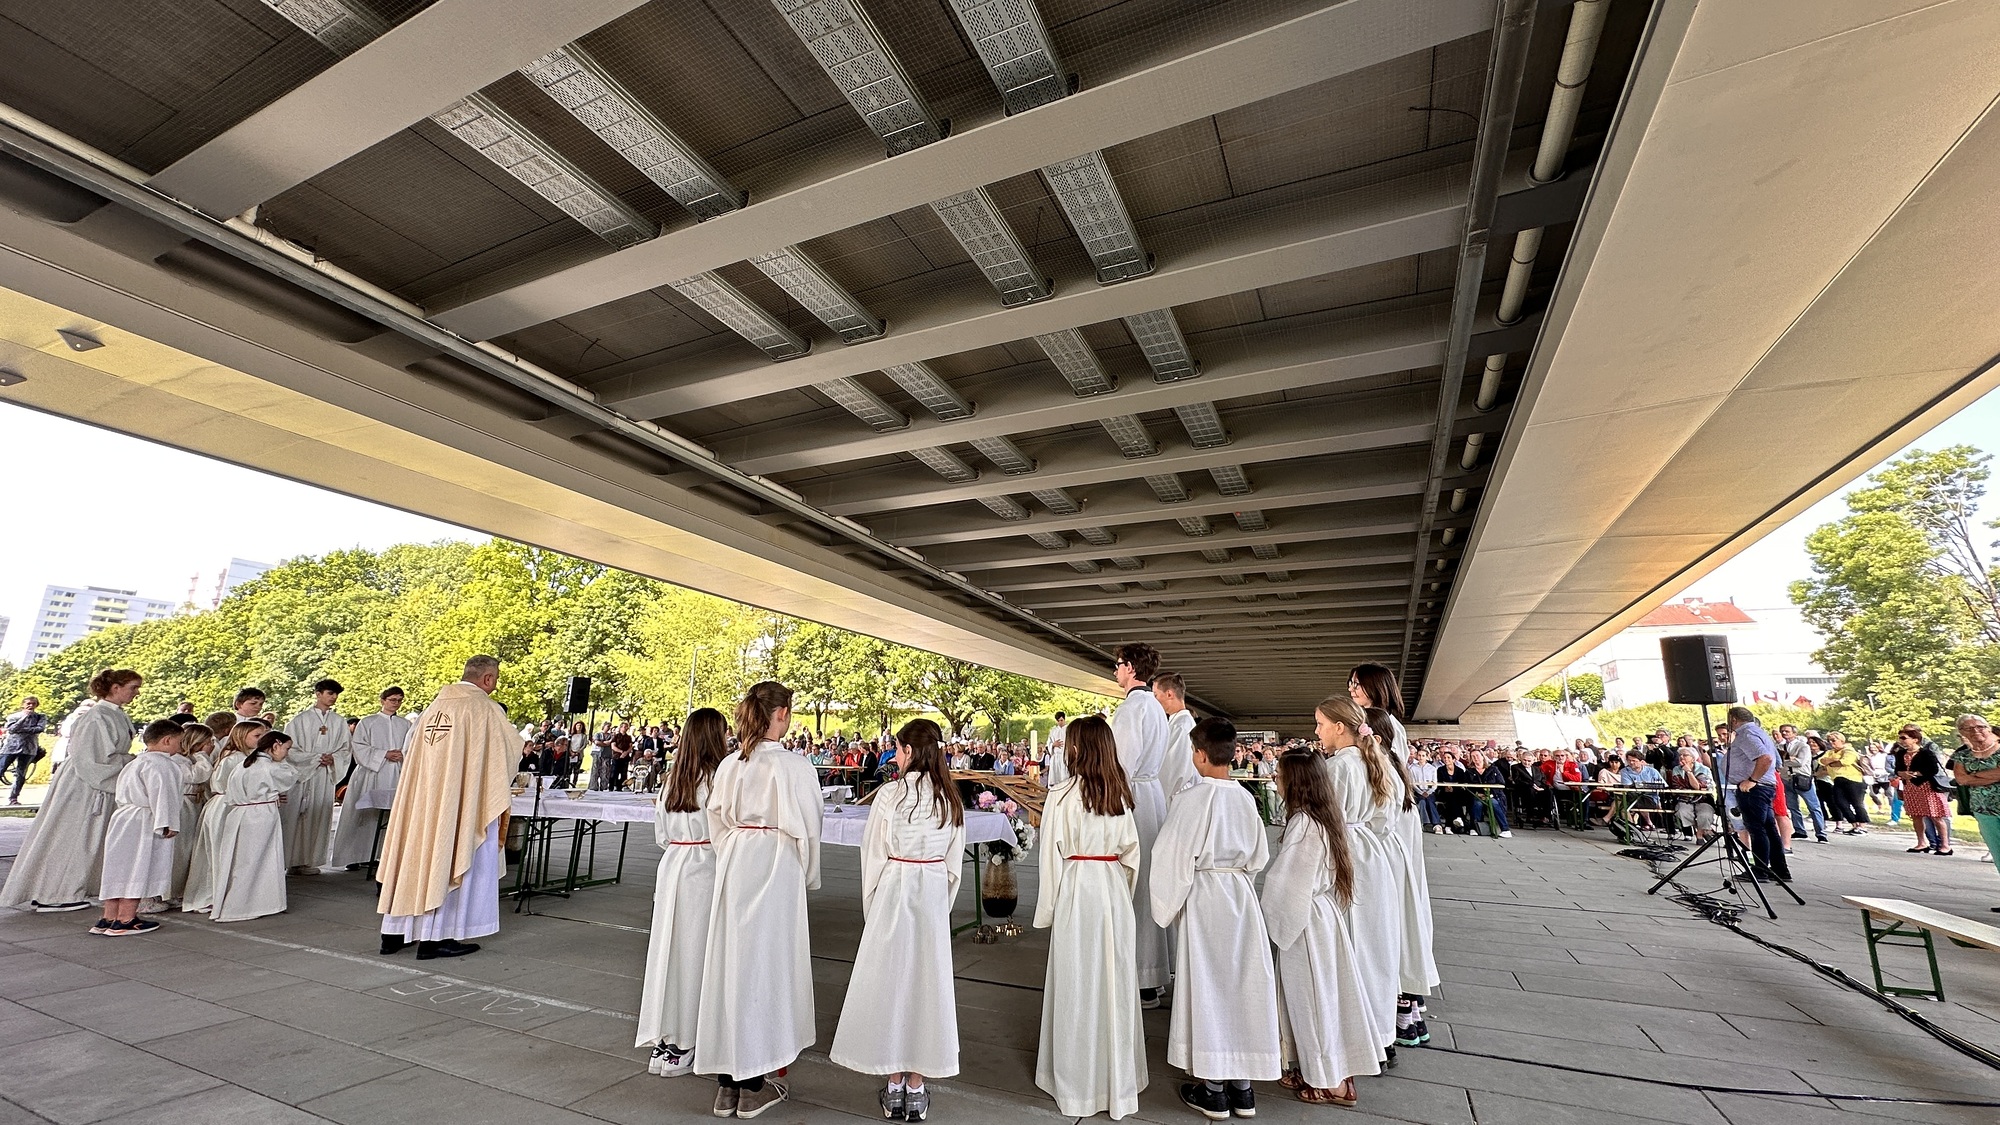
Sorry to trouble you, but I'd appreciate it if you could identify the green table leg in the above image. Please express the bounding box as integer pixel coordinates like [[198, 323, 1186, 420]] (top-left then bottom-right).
[[1860, 910, 1946, 1001]]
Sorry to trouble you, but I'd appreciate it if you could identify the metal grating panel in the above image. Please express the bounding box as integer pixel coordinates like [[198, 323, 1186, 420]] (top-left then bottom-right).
[[1068, 560, 1101, 574], [1219, 573, 1247, 586], [1034, 328, 1115, 395], [911, 445, 979, 482], [1077, 526, 1117, 546], [668, 271, 809, 358], [1251, 542, 1282, 560], [1236, 510, 1271, 533], [261, 0, 385, 55], [1144, 473, 1189, 503], [432, 95, 658, 250], [1099, 414, 1157, 458], [1138, 580, 1166, 591], [882, 362, 973, 420], [521, 46, 743, 221], [969, 434, 1036, 475], [1029, 531, 1069, 550], [1041, 150, 1151, 283], [947, 0, 1068, 116], [772, 0, 943, 155], [1173, 401, 1231, 448], [1266, 569, 1292, 582], [1122, 308, 1200, 381], [1029, 488, 1080, 515], [1175, 515, 1212, 536], [1110, 556, 1144, 571], [931, 188, 1051, 306], [1201, 548, 1232, 564], [750, 246, 884, 342], [1209, 464, 1253, 497], [817, 376, 907, 431], [979, 494, 1030, 520]]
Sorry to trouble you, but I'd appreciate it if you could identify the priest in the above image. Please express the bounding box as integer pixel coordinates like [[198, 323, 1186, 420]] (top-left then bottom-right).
[[377, 656, 514, 960], [1110, 642, 1174, 1009], [281, 679, 350, 874], [330, 686, 412, 870]]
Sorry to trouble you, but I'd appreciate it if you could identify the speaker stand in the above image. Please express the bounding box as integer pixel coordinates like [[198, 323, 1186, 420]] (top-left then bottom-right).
[[1645, 703, 1803, 918]]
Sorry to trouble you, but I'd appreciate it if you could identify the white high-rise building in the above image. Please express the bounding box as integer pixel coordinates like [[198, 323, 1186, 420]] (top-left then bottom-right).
[[29, 586, 176, 661], [216, 558, 273, 604]]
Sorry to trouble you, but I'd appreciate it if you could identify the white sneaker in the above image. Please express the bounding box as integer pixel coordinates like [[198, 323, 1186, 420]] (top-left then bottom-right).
[[1499, 830, 1513, 838], [137, 898, 169, 915]]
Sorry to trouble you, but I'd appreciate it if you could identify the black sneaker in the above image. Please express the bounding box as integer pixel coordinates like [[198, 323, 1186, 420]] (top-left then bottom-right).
[[87, 917, 115, 936], [1397, 1018, 1431, 1046], [1383, 1045, 1398, 1069], [1179, 1083, 1229, 1121], [1226, 1085, 1256, 1118], [106, 919, 159, 936], [1140, 988, 1163, 1010]]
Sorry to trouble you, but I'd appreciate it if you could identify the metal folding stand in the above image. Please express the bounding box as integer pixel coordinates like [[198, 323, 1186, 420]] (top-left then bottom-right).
[[1646, 704, 1804, 918]]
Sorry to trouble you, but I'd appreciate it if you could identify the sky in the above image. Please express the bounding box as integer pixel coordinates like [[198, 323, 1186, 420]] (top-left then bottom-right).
[[4, 387, 2000, 667]]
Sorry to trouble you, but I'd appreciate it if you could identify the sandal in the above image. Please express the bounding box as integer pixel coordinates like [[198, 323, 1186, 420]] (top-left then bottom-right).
[[1934, 849, 1954, 856], [1297, 1082, 1358, 1107], [1907, 846, 1933, 853], [1278, 1071, 1307, 1092]]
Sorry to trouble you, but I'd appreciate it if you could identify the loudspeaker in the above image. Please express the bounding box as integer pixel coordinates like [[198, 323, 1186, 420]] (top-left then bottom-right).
[[1660, 634, 1735, 705], [563, 676, 591, 715]]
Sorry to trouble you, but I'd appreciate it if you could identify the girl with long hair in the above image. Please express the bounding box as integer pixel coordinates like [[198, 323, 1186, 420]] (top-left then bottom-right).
[[693, 681, 820, 1119], [1364, 700, 1439, 1047], [637, 708, 730, 1078], [0, 669, 142, 913], [183, 719, 266, 914], [1265, 748, 1380, 1105], [1034, 714, 1147, 1119], [168, 722, 216, 905], [1313, 696, 1404, 1061], [209, 731, 297, 923], [830, 718, 966, 1120]]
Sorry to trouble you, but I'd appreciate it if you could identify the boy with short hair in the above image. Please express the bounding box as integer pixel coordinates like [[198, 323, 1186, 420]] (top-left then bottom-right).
[[92, 719, 188, 936], [1150, 717, 1282, 1119]]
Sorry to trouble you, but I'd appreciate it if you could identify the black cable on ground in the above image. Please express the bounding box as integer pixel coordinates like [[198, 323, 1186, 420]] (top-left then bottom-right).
[[1623, 845, 2000, 1072], [1426, 1045, 2000, 1106]]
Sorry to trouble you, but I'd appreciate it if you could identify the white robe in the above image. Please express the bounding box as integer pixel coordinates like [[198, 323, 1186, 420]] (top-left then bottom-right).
[[830, 777, 966, 1077], [1323, 748, 1404, 1050], [693, 740, 822, 1079], [0, 701, 133, 908], [281, 706, 351, 870], [211, 756, 298, 922], [1149, 778, 1280, 1080], [1111, 687, 1174, 990], [1034, 779, 1147, 1119], [635, 781, 717, 1050], [1044, 724, 1069, 788], [380, 822, 501, 941], [181, 752, 243, 913], [171, 750, 212, 900], [1262, 817, 1384, 1089], [1379, 717, 1439, 996], [1162, 709, 1200, 798], [100, 752, 186, 900], [330, 710, 411, 868]]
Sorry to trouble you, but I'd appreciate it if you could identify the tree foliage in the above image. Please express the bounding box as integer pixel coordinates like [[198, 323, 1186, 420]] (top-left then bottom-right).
[[1591, 702, 1824, 745], [1790, 446, 2000, 736], [6, 538, 1109, 735], [1523, 672, 1605, 711]]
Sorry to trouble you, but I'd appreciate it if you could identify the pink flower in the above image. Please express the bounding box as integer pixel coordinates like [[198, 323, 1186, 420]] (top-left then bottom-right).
[[976, 792, 997, 809], [1000, 800, 1018, 817]]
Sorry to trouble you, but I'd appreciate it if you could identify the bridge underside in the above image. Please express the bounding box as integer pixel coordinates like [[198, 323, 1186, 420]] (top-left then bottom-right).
[[1, 0, 1997, 723]]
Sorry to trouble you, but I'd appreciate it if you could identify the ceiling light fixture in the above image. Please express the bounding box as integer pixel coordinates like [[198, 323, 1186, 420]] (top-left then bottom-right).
[[55, 329, 102, 352]]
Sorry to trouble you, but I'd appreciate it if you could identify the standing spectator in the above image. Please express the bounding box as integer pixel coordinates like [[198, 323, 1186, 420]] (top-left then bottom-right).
[[1947, 715, 2000, 906], [1895, 725, 1953, 856], [1778, 724, 1829, 843], [1409, 748, 1442, 833], [2, 696, 49, 806], [1723, 708, 1791, 883], [1820, 731, 1872, 834]]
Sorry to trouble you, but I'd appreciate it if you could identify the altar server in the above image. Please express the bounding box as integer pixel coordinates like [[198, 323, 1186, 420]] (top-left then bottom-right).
[[1315, 696, 1404, 1055], [183, 719, 264, 914], [168, 722, 215, 903], [330, 687, 411, 870], [1150, 716, 1281, 1118], [1036, 714, 1146, 1119], [92, 719, 188, 935], [1044, 711, 1070, 788], [0, 669, 140, 912], [636, 707, 728, 1078], [694, 681, 821, 1120], [1110, 642, 1174, 1006], [1351, 664, 1439, 1046], [1264, 749, 1380, 1107], [1364, 700, 1439, 1047], [281, 678, 350, 874], [831, 718, 966, 1121], [1153, 672, 1201, 799], [210, 730, 297, 923], [377, 657, 515, 960]]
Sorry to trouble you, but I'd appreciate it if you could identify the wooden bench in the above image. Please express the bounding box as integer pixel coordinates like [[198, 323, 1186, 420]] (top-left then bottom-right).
[[1842, 896, 2000, 1002]]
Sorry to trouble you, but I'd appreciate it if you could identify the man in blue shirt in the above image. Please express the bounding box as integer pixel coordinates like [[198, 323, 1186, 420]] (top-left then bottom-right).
[[1724, 707, 1791, 882]]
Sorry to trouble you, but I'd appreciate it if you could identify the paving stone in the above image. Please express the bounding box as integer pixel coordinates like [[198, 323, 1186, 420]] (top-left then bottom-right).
[[373, 1021, 639, 1106], [139, 1077, 346, 1123], [17, 979, 243, 1043], [0, 996, 77, 1048], [0, 1029, 221, 1123], [298, 1064, 604, 1125], [0, 952, 121, 1000], [223, 980, 465, 1046], [105, 949, 298, 1001], [144, 1015, 412, 1104]]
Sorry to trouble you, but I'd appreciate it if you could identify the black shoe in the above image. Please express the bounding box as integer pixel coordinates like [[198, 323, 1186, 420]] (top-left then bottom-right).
[[345, 863, 366, 871], [1179, 1083, 1229, 1121], [1790, 832, 1808, 840], [1383, 1045, 1398, 1068], [1140, 988, 1163, 1010], [380, 934, 407, 956], [415, 940, 479, 960], [1226, 1085, 1256, 1118]]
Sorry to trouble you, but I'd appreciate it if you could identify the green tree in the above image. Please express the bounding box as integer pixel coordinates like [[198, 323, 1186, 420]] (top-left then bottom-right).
[[1523, 672, 1605, 711], [895, 650, 1049, 737], [1791, 446, 2000, 733], [1592, 701, 1823, 745]]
